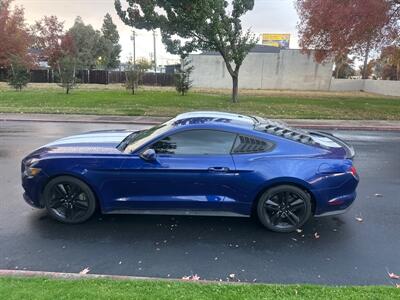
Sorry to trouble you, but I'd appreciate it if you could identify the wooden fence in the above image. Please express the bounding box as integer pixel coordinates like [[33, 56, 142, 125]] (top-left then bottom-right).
[[0, 69, 175, 86]]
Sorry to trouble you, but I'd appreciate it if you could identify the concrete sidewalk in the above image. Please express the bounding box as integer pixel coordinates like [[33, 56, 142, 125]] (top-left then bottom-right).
[[1, 112, 400, 131]]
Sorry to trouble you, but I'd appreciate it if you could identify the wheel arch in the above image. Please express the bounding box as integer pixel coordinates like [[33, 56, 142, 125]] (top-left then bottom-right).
[[251, 177, 317, 216], [39, 171, 103, 210]]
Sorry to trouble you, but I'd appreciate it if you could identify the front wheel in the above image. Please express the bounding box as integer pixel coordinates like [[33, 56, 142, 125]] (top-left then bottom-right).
[[43, 176, 96, 224], [256, 185, 312, 233]]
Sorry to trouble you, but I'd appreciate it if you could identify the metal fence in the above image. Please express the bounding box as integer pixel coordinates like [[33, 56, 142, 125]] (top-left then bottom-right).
[[0, 68, 175, 86]]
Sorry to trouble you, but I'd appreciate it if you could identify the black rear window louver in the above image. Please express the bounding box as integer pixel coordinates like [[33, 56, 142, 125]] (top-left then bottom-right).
[[233, 135, 272, 154], [257, 122, 317, 147]]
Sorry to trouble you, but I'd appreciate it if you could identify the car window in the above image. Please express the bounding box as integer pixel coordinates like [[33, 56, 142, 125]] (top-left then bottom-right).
[[232, 135, 274, 154], [123, 124, 170, 153], [151, 130, 236, 155]]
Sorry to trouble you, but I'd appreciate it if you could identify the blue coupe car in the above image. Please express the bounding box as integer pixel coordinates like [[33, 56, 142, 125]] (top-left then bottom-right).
[[21, 111, 359, 232]]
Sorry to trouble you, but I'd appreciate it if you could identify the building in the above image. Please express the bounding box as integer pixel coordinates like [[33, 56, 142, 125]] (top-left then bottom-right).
[[188, 45, 333, 91]]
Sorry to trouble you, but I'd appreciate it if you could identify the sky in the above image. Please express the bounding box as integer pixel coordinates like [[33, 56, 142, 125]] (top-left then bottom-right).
[[14, 0, 300, 65]]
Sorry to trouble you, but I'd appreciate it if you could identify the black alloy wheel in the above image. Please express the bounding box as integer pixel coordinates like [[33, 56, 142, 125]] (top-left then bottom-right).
[[257, 185, 312, 233], [43, 176, 96, 224]]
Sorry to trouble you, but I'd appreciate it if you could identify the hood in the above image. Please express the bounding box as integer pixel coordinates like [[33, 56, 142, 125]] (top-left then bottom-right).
[[32, 129, 135, 157]]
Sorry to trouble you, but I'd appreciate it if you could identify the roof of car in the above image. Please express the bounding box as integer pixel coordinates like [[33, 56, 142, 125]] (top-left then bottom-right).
[[170, 111, 257, 128], [168, 111, 320, 148]]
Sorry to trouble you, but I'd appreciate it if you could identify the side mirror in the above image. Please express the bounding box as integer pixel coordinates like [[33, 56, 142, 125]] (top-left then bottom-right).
[[140, 148, 157, 162]]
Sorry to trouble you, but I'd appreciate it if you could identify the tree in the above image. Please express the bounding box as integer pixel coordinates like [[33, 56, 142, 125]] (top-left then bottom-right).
[[381, 45, 400, 80], [101, 13, 122, 69], [125, 62, 139, 95], [53, 32, 78, 94], [358, 60, 376, 79], [68, 17, 102, 69], [30, 16, 65, 68], [135, 57, 152, 85], [175, 59, 193, 96], [115, 0, 257, 103], [8, 55, 30, 91], [124, 57, 151, 94], [382, 64, 398, 80], [0, 0, 31, 68], [333, 54, 355, 79], [296, 0, 400, 79], [56, 55, 78, 94]]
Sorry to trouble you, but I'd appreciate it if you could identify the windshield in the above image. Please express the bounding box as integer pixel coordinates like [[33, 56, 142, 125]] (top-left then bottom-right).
[[119, 123, 170, 153]]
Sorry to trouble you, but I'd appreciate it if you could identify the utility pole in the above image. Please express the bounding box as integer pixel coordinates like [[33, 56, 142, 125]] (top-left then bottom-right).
[[133, 30, 137, 67], [153, 30, 157, 85]]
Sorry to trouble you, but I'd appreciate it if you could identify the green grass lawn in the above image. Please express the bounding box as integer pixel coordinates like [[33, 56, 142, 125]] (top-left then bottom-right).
[[1, 84, 400, 120], [0, 277, 398, 300]]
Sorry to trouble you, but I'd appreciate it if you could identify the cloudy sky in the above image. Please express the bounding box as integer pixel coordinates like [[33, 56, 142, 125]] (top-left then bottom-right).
[[15, 0, 300, 65]]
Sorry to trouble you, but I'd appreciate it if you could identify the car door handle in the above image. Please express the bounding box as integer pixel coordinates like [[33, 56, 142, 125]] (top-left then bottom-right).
[[208, 167, 230, 172]]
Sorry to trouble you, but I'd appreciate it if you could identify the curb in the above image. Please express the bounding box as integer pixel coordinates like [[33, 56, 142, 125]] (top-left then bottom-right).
[[0, 117, 163, 126], [1, 115, 400, 131], [0, 269, 242, 285], [282, 124, 400, 132]]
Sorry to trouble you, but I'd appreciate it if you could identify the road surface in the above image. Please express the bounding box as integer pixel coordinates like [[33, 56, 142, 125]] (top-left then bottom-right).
[[0, 121, 399, 285]]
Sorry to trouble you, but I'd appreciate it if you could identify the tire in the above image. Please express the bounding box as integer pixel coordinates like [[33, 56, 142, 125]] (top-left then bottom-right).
[[43, 176, 96, 224], [256, 185, 312, 233]]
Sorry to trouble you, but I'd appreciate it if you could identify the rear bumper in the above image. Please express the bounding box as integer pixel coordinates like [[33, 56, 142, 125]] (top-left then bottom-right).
[[314, 191, 356, 217]]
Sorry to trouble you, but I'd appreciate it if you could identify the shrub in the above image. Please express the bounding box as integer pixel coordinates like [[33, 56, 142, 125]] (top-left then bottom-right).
[[175, 59, 193, 96], [8, 56, 30, 91]]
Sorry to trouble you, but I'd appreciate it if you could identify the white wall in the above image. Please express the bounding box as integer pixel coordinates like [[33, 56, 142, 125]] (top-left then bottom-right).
[[364, 80, 400, 97], [330, 79, 400, 96], [330, 79, 365, 92], [189, 52, 400, 96], [189, 50, 333, 90]]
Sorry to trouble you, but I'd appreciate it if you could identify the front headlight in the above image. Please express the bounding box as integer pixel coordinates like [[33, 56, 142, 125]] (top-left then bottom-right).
[[23, 158, 41, 177], [25, 167, 42, 177]]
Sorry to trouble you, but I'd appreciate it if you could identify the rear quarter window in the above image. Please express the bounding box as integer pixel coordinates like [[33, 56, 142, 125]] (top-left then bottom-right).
[[231, 135, 274, 154]]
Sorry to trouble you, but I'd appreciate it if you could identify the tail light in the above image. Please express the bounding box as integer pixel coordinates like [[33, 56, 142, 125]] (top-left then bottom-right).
[[349, 166, 358, 178]]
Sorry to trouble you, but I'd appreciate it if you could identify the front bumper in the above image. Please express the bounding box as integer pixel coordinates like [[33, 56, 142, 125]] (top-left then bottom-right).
[[23, 192, 43, 209], [21, 171, 48, 209]]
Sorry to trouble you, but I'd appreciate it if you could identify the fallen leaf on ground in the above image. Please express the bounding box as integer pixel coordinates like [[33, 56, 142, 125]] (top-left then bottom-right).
[[388, 272, 400, 280], [79, 267, 90, 275], [314, 232, 320, 239], [355, 216, 363, 222], [374, 193, 383, 197], [296, 229, 303, 233], [182, 275, 200, 281], [229, 273, 235, 279]]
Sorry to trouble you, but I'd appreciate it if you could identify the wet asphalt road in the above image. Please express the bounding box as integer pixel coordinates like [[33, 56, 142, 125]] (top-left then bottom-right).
[[0, 121, 399, 285]]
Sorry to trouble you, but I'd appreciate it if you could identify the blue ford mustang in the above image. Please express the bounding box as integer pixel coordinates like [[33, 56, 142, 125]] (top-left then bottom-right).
[[21, 111, 359, 232]]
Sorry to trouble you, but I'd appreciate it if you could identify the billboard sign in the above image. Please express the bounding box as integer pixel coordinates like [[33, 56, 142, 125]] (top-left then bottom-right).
[[262, 34, 290, 49]]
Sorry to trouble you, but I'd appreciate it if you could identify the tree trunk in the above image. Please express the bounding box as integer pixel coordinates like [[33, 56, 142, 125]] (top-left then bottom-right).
[[232, 75, 239, 103], [362, 41, 371, 80], [335, 66, 340, 79]]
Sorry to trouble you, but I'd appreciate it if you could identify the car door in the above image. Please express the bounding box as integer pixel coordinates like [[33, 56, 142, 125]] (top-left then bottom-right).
[[115, 129, 238, 212]]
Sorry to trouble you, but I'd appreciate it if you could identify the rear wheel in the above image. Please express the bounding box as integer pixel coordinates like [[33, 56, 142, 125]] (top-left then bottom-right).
[[43, 176, 96, 224], [256, 185, 312, 233]]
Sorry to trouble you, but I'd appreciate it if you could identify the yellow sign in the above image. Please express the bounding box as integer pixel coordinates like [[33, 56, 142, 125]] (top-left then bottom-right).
[[262, 34, 290, 49]]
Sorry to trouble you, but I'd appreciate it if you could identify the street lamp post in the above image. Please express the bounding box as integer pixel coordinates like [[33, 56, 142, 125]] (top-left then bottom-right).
[[153, 30, 157, 85], [131, 30, 136, 68]]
